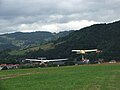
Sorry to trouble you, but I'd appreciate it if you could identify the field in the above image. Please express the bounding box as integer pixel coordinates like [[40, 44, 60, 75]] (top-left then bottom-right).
[[0, 64, 120, 90]]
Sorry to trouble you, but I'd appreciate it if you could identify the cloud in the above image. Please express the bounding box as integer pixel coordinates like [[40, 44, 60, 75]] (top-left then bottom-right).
[[0, 0, 120, 34], [18, 20, 98, 33]]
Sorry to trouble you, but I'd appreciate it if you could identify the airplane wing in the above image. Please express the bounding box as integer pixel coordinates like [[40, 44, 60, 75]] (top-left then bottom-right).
[[84, 49, 98, 52], [44, 59, 68, 62], [72, 49, 98, 54], [72, 50, 85, 54], [25, 59, 43, 62], [25, 58, 68, 62]]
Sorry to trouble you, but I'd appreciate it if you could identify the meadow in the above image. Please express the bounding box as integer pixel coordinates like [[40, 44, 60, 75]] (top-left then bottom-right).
[[0, 64, 120, 90]]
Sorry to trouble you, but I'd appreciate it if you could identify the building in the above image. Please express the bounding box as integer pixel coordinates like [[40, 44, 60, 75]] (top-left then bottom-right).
[[0, 64, 20, 70]]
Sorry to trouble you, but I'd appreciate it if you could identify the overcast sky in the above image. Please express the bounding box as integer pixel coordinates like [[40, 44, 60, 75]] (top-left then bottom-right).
[[0, 0, 120, 34]]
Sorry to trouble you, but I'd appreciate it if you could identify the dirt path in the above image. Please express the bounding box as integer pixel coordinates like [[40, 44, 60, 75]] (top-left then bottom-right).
[[0, 72, 40, 80]]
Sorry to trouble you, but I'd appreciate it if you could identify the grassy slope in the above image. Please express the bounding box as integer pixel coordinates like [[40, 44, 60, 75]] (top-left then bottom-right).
[[0, 64, 120, 90], [9, 43, 55, 55]]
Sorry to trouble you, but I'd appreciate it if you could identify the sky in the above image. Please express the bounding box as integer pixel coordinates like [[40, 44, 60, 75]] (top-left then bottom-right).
[[0, 0, 120, 34]]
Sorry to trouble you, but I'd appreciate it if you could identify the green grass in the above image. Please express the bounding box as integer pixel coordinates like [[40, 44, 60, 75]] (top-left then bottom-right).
[[9, 43, 54, 55], [0, 64, 120, 90]]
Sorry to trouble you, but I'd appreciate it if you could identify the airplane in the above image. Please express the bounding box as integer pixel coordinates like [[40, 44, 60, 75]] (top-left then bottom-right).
[[25, 58, 68, 62], [72, 49, 101, 61], [25, 58, 68, 66], [72, 49, 100, 54]]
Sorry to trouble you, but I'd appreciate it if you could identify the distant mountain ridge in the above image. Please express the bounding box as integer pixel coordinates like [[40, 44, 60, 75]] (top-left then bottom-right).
[[0, 31, 73, 51]]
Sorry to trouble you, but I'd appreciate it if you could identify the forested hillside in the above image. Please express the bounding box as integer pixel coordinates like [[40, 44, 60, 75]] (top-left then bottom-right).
[[26, 20, 120, 61], [0, 31, 73, 51], [0, 20, 120, 64]]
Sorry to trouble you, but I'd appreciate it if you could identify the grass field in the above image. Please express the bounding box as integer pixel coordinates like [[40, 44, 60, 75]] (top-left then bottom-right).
[[0, 64, 120, 90]]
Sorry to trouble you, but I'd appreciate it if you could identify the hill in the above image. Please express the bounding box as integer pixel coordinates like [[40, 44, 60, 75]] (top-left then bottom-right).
[[25, 20, 120, 61], [0, 31, 73, 51], [0, 20, 120, 64]]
